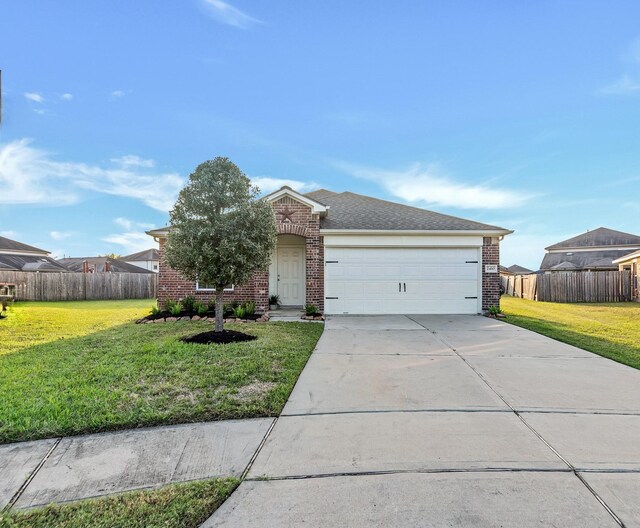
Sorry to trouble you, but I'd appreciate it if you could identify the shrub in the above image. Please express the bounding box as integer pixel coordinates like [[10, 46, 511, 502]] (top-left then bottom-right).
[[150, 305, 161, 316], [488, 305, 501, 316], [168, 302, 183, 317], [165, 299, 179, 312], [244, 301, 256, 316], [269, 294, 280, 306], [305, 304, 319, 316], [181, 296, 196, 313], [233, 305, 246, 318], [195, 302, 208, 316], [207, 299, 217, 312]]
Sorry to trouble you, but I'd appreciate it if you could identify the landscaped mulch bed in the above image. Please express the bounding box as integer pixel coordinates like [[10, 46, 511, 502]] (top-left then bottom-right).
[[181, 329, 258, 345], [136, 313, 268, 324]]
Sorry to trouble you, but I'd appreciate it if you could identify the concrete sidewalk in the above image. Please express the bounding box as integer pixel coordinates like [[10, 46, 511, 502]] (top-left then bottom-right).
[[0, 418, 272, 510], [204, 315, 640, 527]]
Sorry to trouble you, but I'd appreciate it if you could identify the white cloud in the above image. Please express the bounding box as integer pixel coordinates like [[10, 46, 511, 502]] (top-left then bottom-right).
[[33, 109, 47, 115], [111, 155, 155, 168], [24, 92, 44, 103], [0, 230, 18, 238], [60, 93, 73, 101], [251, 177, 319, 195], [0, 139, 184, 211], [103, 232, 155, 254], [50, 231, 73, 240], [114, 217, 154, 230], [601, 75, 640, 95], [111, 90, 126, 98], [201, 0, 262, 29], [336, 161, 533, 210]]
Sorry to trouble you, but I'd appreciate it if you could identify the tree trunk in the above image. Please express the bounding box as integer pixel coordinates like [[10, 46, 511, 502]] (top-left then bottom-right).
[[215, 288, 224, 332]]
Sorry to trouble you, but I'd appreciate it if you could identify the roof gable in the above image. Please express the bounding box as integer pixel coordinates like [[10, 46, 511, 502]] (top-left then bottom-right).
[[546, 227, 640, 250], [264, 186, 328, 214], [122, 248, 160, 261]]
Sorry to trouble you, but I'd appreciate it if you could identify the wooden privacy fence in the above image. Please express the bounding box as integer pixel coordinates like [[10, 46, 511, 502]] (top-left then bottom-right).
[[501, 270, 632, 303], [0, 271, 157, 301]]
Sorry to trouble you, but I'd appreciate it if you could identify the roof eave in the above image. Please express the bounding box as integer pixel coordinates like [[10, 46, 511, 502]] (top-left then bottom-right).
[[320, 228, 513, 236]]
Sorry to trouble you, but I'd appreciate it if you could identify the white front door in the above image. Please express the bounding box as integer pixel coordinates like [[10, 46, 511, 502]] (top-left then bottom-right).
[[277, 246, 305, 306], [324, 247, 481, 315]]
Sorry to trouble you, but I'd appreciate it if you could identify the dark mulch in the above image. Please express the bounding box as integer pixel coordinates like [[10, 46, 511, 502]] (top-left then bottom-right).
[[181, 329, 258, 345]]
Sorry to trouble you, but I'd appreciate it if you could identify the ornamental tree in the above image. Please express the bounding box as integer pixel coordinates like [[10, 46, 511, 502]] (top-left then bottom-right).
[[163, 157, 277, 332]]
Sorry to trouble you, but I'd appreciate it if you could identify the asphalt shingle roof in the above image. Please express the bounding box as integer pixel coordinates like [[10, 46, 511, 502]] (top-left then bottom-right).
[[0, 254, 69, 272], [58, 257, 155, 274], [540, 250, 633, 271], [0, 236, 48, 254], [122, 248, 160, 261], [546, 227, 640, 250], [304, 190, 509, 232]]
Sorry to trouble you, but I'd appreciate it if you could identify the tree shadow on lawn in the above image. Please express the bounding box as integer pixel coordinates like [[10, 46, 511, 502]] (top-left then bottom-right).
[[0, 320, 323, 444], [504, 313, 640, 371]]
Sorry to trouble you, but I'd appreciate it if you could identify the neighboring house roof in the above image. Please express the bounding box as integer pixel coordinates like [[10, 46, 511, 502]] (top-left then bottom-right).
[[0, 254, 69, 272], [546, 227, 640, 250], [0, 235, 49, 255], [122, 248, 160, 261], [304, 190, 511, 233], [58, 257, 155, 274], [540, 250, 634, 271], [613, 249, 640, 264], [507, 264, 534, 274]]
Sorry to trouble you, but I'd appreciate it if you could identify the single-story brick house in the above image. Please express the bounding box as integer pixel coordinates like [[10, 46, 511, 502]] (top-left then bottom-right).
[[147, 187, 512, 315]]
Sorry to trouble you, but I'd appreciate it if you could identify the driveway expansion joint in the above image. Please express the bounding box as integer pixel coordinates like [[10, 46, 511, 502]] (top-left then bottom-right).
[[405, 315, 627, 528], [2, 437, 63, 512]]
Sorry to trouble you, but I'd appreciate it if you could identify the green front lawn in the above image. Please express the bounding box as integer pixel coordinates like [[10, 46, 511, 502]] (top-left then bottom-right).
[[501, 296, 640, 370], [0, 478, 238, 528], [0, 301, 323, 443]]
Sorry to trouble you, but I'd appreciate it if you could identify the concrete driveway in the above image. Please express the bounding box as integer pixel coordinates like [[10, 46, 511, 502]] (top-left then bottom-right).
[[204, 315, 640, 527]]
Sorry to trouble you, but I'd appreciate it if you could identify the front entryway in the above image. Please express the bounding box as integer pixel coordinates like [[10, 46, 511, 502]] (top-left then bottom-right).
[[273, 236, 306, 306]]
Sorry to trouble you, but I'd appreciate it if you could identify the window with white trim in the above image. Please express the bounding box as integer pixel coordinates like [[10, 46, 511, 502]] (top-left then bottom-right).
[[195, 282, 234, 292]]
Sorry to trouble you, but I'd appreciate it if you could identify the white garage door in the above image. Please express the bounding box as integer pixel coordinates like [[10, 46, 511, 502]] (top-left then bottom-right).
[[324, 247, 481, 315]]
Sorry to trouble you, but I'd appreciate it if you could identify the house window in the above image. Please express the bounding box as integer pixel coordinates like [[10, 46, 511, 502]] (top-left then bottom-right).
[[196, 282, 234, 292]]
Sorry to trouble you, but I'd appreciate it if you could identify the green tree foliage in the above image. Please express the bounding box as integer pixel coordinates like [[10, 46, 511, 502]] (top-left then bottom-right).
[[163, 158, 277, 331]]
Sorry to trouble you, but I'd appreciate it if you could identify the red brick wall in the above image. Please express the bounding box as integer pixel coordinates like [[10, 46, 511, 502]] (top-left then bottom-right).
[[482, 236, 501, 311], [157, 238, 257, 308], [156, 194, 325, 313], [271, 196, 324, 312]]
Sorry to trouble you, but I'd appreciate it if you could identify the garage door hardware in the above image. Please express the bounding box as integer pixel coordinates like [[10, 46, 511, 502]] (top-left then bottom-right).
[[465, 296, 478, 299], [325, 261, 339, 264], [325, 296, 339, 300], [465, 260, 479, 263]]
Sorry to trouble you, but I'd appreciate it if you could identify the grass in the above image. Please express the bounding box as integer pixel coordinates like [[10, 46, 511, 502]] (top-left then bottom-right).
[[1, 300, 152, 356], [0, 478, 238, 528], [0, 301, 323, 443], [501, 296, 640, 370]]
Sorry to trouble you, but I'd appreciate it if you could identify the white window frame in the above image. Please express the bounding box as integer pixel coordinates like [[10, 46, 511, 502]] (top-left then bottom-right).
[[195, 282, 234, 292]]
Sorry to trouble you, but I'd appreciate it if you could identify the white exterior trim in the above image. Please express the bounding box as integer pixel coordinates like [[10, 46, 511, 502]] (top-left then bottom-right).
[[323, 234, 484, 248], [547, 245, 640, 254], [320, 229, 512, 236], [613, 249, 640, 264], [264, 186, 328, 215]]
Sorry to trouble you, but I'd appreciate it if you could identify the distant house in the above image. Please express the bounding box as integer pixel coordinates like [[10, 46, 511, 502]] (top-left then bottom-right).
[[0, 235, 69, 272], [501, 264, 534, 275], [613, 249, 640, 301], [540, 227, 640, 272], [122, 248, 160, 273], [58, 256, 154, 274]]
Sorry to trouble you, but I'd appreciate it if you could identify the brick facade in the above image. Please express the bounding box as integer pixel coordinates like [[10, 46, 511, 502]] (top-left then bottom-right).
[[157, 194, 325, 313], [156, 191, 501, 314], [481, 236, 501, 310]]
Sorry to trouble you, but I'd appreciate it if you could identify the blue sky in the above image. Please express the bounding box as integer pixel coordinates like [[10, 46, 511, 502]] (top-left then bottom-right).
[[1, 1, 640, 269]]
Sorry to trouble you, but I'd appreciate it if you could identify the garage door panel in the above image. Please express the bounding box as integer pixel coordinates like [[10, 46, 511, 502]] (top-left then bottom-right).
[[325, 247, 481, 315]]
